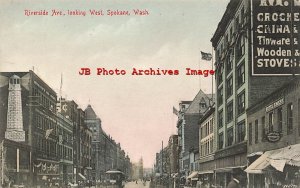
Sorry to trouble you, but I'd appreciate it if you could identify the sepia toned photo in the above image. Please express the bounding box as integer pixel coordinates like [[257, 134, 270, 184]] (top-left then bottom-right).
[[0, 0, 299, 188]]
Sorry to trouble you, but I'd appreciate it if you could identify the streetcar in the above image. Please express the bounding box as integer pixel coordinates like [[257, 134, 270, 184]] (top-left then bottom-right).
[[105, 169, 125, 188]]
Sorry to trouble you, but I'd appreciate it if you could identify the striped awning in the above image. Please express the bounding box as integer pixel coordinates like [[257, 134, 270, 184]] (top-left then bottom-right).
[[245, 143, 300, 174]]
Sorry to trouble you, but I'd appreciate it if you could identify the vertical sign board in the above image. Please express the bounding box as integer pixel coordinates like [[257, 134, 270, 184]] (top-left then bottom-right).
[[252, 0, 300, 75]]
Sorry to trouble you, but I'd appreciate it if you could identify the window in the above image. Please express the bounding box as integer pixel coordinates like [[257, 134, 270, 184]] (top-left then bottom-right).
[[287, 103, 293, 134], [226, 76, 233, 98], [262, 116, 266, 141], [218, 132, 224, 149], [226, 51, 233, 73], [236, 35, 245, 61], [227, 128, 234, 146], [278, 108, 283, 132], [237, 91, 245, 114], [227, 102, 233, 123], [235, 14, 240, 30], [237, 63, 245, 87], [237, 121, 245, 143], [249, 123, 252, 145], [200, 102, 207, 109], [217, 67, 223, 85], [269, 112, 274, 132], [218, 110, 223, 129], [255, 120, 258, 144], [210, 138, 213, 153], [210, 119, 213, 134], [218, 87, 223, 106]]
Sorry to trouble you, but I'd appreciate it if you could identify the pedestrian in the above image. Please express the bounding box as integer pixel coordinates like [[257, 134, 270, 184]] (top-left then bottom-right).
[[227, 169, 244, 188]]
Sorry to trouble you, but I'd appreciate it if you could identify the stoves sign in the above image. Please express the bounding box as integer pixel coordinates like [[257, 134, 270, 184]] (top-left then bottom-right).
[[251, 0, 300, 75]]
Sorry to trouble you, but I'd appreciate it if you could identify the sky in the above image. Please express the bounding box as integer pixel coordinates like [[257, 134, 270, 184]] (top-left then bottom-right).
[[0, 0, 229, 168]]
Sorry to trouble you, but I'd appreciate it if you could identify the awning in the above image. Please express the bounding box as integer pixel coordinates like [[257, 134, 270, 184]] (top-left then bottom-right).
[[187, 171, 198, 179], [78, 173, 86, 180], [270, 143, 300, 168], [245, 150, 275, 174], [198, 170, 214, 175], [247, 151, 263, 157], [215, 166, 246, 173], [245, 143, 300, 174]]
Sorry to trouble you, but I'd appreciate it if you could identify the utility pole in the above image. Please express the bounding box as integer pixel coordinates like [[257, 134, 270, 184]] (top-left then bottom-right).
[[161, 141, 163, 175]]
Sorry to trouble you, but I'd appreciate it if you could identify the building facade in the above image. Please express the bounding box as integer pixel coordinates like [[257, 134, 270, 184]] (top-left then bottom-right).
[[197, 106, 215, 187], [176, 90, 212, 177], [167, 135, 179, 175], [0, 71, 59, 187], [211, 0, 293, 186], [246, 78, 300, 188], [56, 112, 73, 186], [84, 104, 132, 183]]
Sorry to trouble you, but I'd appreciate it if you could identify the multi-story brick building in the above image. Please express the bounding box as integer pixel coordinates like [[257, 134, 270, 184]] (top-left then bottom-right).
[[85, 104, 131, 183], [245, 78, 300, 187], [0, 71, 59, 187], [176, 90, 212, 177], [77, 108, 92, 182], [167, 135, 178, 174], [56, 111, 73, 186], [58, 99, 92, 184], [211, 0, 293, 186], [197, 106, 215, 187]]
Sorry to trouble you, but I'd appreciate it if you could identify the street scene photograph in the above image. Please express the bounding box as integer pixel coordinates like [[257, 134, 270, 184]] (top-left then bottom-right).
[[0, 0, 300, 187]]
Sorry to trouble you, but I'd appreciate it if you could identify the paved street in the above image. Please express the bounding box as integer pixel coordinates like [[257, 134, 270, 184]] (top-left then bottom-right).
[[125, 181, 150, 188]]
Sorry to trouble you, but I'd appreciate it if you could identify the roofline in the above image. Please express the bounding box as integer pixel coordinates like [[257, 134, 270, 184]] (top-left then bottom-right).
[[211, 0, 241, 48]]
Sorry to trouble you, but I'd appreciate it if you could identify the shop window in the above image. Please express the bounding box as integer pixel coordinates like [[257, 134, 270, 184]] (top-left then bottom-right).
[[237, 62, 245, 87], [226, 76, 233, 98], [278, 108, 283, 132], [255, 120, 258, 144], [227, 128, 234, 146], [218, 132, 224, 149], [287, 103, 293, 134], [218, 110, 223, 129], [237, 121, 245, 143], [237, 91, 245, 115], [227, 101, 233, 123], [249, 123, 252, 145]]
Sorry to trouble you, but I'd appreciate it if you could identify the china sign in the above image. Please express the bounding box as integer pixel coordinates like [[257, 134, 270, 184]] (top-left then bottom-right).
[[252, 0, 300, 75]]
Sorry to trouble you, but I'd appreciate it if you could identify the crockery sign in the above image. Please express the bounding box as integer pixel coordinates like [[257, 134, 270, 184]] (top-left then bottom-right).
[[252, 0, 300, 75]]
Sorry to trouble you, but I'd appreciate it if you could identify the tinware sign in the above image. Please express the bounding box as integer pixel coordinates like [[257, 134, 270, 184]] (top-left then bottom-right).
[[252, 0, 300, 75]]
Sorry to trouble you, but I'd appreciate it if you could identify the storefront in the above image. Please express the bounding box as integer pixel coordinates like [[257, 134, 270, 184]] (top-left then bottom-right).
[[198, 171, 213, 188], [187, 171, 198, 187], [34, 159, 59, 187], [245, 143, 300, 188]]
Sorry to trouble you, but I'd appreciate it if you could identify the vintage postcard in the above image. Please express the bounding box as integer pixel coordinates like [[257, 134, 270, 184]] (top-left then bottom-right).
[[0, 0, 299, 188]]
